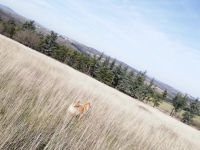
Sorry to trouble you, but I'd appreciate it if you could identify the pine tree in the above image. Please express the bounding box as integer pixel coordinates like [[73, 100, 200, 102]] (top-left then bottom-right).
[[112, 63, 123, 88], [88, 54, 98, 76], [97, 52, 104, 61], [42, 31, 58, 56], [170, 93, 188, 117], [22, 20, 36, 31], [152, 94, 163, 107], [109, 59, 116, 71], [123, 66, 128, 74], [127, 70, 134, 79], [4, 18, 16, 38], [162, 89, 168, 100], [141, 78, 155, 101], [52, 45, 69, 62], [80, 54, 90, 73], [190, 98, 200, 115], [102, 56, 110, 67], [73, 53, 88, 72], [91, 52, 104, 78], [146, 89, 155, 104], [116, 66, 129, 92], [96, 66, 114, 86], [129, 71, 146, 99], [66, 50, 78, 66], [182, 98, 200, 124]]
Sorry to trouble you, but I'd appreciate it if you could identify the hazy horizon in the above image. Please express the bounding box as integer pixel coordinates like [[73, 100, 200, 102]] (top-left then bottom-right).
[[0, 0, 199, 98]]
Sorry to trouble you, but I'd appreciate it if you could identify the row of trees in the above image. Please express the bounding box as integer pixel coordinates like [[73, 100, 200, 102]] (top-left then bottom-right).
[[0, 17, 167, 106], [0, 16, 43, 51], [1, 16, 200, 125]]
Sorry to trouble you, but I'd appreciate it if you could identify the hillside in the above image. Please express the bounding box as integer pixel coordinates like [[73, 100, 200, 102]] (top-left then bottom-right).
[[0, 4, 196, 101], [1, 34, 200, 150], [0, 7, 26, 25], [0, 4, 16, 14]]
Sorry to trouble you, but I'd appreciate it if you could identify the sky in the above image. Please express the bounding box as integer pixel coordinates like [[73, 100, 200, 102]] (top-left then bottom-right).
[[0, 0, 200, 98]]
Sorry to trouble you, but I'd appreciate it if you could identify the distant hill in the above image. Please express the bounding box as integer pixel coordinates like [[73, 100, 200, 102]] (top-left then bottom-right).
[[0, 4, 16, 14], [0, 4, 196, 101], [0, 6, 26, 25]]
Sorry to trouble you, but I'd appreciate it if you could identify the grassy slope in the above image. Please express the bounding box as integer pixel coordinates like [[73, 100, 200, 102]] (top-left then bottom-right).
[[0, 35, 200, 150]]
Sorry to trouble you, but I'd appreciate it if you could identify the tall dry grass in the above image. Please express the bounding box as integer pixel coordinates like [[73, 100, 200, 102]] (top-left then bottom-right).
[[0, 34, 200, 150]]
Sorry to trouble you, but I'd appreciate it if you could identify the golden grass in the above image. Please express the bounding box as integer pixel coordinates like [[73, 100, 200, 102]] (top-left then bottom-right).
[[0, 34, 200, 150]]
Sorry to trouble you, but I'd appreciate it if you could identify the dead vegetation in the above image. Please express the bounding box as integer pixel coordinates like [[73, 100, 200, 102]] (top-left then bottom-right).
[[0, 35, 200, 150]]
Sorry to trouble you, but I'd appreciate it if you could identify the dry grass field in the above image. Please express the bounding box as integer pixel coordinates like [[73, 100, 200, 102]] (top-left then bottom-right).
[[0, 34, 200, 150]]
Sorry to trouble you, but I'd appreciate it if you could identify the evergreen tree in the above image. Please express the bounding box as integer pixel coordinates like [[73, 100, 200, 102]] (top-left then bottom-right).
[[73, 53, 88, 71], [116, 66, 129, 92], [136, 85, 148, 100], [91, 52, 104, 78], [82, 54, 91, 73], [88, 54, 98, 76], [146, 89, 155, 104], [22, 20, 36, 31], [162, 89, 168, 100], [109, 59, 116, 84], [182, 98, 200, 124], [52, 45, 69, 62], [140, 78, 155, 101], [116, 70, 135, 94], [42, 31, 58, 56], [66, 50, 78, 66], [112, 63, 123, 88], [96, 66, 114, 86], [190, 98, 200, 115], [4, 18, 16, 38], [109, 59, 116, 71], [97, 52, 104, 61], [127, 70, 134, 79], [123, 66, 128, 74], [152, 94, 163, 107], [129, 71, 146, 99], [102, 56, 110, 67], [170, 93, 188, 117]]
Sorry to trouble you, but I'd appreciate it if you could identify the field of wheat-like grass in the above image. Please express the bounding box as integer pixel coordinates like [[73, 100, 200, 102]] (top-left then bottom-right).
[[0, 35, 200, 150]]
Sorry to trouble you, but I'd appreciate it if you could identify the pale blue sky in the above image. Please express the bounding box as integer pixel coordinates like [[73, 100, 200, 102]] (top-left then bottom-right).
[[0, 0, 200, 98]]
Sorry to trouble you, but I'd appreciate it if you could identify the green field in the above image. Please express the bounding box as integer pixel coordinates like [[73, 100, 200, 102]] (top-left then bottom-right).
[[159, 101, 200, 126]]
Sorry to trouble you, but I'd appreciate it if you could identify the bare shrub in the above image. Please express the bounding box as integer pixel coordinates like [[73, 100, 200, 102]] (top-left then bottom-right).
[[14, 30, 40, 50]]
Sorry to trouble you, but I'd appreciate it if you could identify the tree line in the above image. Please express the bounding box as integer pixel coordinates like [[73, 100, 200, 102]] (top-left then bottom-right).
[[0, 16, 199, 126]]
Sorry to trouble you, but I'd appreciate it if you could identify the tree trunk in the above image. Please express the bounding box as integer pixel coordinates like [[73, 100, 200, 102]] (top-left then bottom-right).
[[170, 108, 174, 116]]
